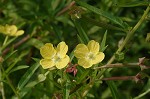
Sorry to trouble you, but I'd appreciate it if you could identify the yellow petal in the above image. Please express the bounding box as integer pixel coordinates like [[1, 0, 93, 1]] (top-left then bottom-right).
[[14, 30, 24, 36], [40, 59, 55, 69], [74, 44, 89, 59], [78, 58, 93, 68], [87, 40, 99, 54], [92, 52, 105, 64], [3, 25, 10, 35], [55, 55, 70, 69], [40, 43, 56, 59], [10, 25, 17, 35], [56, 42, 68, 58]]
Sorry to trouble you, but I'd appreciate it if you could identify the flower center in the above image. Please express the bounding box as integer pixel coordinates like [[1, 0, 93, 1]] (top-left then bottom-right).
[[52, 54, 61, 63], [86, 52, 95, 60]]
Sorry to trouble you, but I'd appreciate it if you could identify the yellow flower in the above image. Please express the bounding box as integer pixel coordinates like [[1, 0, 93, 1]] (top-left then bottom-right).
[[74, 40, 105, 68], [0, 24, 24, 36], [40, 42, 70, 69]]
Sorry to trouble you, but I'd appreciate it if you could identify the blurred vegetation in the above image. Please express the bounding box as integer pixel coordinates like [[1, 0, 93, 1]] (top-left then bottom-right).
[[0, 0, 150, 99]]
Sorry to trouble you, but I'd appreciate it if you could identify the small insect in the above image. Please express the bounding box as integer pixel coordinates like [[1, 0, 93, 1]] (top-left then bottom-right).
[[65, 62, 78, 76]]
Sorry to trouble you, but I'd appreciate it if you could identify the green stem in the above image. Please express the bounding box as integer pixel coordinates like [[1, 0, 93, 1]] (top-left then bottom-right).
[[0, 64, 20, 99], [2, 36, 9, 46], [133, 88, 150, 99], [0, 67, 5, 99], [97, 5, 150, 79], [1, 37, 17, 51], [107, 5, 150, 64]]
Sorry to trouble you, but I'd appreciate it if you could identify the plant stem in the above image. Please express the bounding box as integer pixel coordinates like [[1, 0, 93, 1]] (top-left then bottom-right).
[[1, 37, 17, 51], [97, 5, 150, 78], [94, 63, 139, 69], [0, 68, 5, 99], [56, 1, 75, 16], [1, 64, 20, 99], [2, 27, 38, 55], [2, 35, 30, 55], [107, 5, 150, 65], [133, 88, 150, 99], [102, 76, 135, 81], [2, 36, 8, 46]]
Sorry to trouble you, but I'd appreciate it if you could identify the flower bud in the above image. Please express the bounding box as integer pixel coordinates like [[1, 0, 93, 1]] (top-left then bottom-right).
[[38, 74, 46, 82]]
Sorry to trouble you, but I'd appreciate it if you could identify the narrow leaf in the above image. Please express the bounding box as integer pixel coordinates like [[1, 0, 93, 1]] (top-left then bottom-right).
[[74, 20, 89, 44], [27, 38, 44, 49], [63, 80, 71, 99], [4, 50, 18, 61], [17, 61, 40, 91], [52, 23, 63, 41], [77, 69, 90, 84], [117, 1, 150, 7], [101, 30, 107, 52], [6, 50, 29, 74], [9, 65, 29, 74], [76, 1, 125, 28], [77, 34, 84, 44], [105, 71, 120, 99]]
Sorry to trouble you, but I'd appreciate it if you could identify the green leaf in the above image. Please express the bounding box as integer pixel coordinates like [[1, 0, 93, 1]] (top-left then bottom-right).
[[76, 1, 126, 28], [4, 50, 18, 61], [27, 38, 44, 49], [133, 88, 150, 99], [69, 49, 75, 62], [105, 71, 120, 99], [54, 0, 66, 15], [74, 20, 89, 44], [52, 23, 63, 41], [117, 1, 150, 7], [1, 37, 17, 51], [77, 34, 84, 44], [9, 65, 29, 74], [115, 52, 124, 61], [63, 80, 71, 99], [81, 16, 127, 32], [107, 81, 120, 99], [19, 72, 48, 98], [17, 60, 40, 91], [77, 69, 90, 84], [19, 81, 39, 98], [6, 50, 29, 74], [100, 30, 108, 52]]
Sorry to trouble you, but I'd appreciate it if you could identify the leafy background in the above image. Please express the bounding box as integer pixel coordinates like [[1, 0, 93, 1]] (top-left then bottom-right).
[[0, 0, 150, 99]]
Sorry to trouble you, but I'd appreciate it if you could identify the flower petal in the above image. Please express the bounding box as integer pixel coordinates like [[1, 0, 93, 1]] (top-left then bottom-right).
[[9, 25, 17, 35], [78, 58, 93, 68], [55, 55, 70, 69], [92, 52, 105, 64], [56, 42, 68, 58], [40, 59, 55, 69], [87, 40, 99, 54], [14, 30, 24, 36], [40, 43, 56, 59], [74, 44, 89, 59]]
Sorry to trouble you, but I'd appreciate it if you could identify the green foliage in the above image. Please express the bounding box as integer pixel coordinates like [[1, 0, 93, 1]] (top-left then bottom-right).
[[101, 30, 108, 52], [76, 0, 127, 28], [0, 0, 150, 99], [17, 59, 40, 91]]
